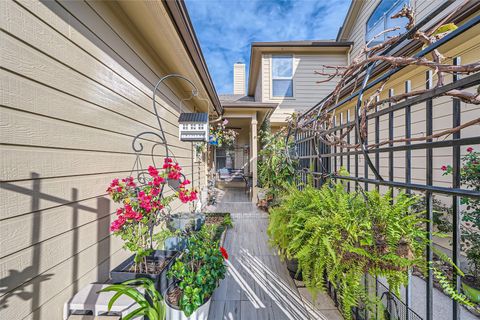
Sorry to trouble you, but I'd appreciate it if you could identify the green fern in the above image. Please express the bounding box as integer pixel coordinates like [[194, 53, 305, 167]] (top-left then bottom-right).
[[268, 180, 478, 318]]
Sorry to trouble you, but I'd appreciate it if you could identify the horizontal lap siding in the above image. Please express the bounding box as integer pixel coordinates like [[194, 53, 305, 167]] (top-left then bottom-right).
[[0, 1, 206, 319], [331, 25, 480, 191], [263, 53, 348, 123]]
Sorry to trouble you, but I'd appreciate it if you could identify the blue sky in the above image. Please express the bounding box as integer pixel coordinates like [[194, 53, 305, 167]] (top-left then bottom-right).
[[185, 0, 351, 94]]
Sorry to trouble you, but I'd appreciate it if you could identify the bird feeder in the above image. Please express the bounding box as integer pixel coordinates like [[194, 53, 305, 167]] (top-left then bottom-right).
[[178, 113, 209, 142]]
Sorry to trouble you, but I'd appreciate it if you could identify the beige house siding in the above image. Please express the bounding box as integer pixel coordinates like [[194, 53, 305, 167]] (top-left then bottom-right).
[[260, 53, 348, 123], [331, 22, 480, 199], [345, 0, 465, 61], [0, 1, 206, 319]]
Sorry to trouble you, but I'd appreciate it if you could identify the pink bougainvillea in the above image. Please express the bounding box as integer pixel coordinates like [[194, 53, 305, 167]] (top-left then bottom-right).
[[106, 157, 197, 265]]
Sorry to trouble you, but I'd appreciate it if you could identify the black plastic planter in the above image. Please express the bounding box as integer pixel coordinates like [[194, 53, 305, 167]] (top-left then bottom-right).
[[110, 250, 178, 294], [285, 258, 303, 281]]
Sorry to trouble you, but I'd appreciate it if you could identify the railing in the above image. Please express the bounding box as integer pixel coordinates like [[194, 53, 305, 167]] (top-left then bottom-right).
[[288, 9, 480, 320]]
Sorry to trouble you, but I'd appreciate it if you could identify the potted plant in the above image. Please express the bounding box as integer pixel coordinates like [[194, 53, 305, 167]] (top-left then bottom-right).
[[209, 119, 238, 147], [165, 227, 228, 319], [269, 180, 477, 318], [107, 157, 198, 294], [443, 147, 480, 304], [100, 278, 166, 320]]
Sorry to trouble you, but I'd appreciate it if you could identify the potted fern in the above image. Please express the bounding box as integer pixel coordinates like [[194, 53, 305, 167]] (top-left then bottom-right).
[[268, 180, 478, 318]]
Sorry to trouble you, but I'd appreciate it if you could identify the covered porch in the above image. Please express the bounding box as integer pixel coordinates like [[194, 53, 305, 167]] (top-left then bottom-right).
[[212, 98, 277, 202]]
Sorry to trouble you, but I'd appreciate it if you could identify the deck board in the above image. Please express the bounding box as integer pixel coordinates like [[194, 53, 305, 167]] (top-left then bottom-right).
[[209, 187, 342, 319]]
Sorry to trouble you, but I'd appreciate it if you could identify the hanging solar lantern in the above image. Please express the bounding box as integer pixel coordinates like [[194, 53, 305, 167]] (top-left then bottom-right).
[[178, 112, 209, 142]]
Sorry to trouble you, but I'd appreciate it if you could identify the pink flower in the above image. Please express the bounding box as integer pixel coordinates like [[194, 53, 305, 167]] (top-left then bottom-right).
[[183, 179, 191, 185], [467, 147, 473, 153], [441, 165, 447, 171], [148, 166, 159, 177], [223, 119, 229, 125]]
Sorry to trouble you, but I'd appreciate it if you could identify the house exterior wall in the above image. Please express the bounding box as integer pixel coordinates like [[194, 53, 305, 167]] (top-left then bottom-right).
[[259, 53, 348, 123], [334, 3, 480, 190], [0, 1, 206, 319], [329, 22, 480, 263], [345, 0, 465, 60]]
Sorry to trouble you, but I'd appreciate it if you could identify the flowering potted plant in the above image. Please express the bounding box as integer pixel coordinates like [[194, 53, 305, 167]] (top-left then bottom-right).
[[165, 227, 227, 319], [209, 119, 238, 147], [442, 147, 480, 304], [107, 157, 198, 293]]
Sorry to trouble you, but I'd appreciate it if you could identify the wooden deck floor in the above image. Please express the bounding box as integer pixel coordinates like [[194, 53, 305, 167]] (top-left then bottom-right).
[[208, 187, 343, 320]]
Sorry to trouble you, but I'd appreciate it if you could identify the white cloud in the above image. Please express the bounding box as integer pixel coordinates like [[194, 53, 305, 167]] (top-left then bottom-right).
[[186, 0, 350, 94]]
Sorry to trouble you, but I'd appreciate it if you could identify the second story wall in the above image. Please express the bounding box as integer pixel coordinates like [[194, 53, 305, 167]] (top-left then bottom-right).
[[342, 0, 466, 60], [258, 52, 348, 123]]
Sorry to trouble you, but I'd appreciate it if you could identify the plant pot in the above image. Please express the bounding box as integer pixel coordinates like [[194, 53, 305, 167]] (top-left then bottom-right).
[[164, 236, 187, 251], [165, 283, 212, 320], [110, 250, 178, 294], [169, 212, 205, 232], [462, 275, 480, 303], [286, 258, 303, 281]]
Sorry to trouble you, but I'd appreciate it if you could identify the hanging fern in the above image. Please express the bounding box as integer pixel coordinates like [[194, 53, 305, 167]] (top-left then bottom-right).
[[267, 181, 478, 318]]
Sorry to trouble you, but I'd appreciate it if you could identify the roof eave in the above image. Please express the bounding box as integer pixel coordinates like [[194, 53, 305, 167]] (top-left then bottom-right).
[[163, 0, 222, 116]]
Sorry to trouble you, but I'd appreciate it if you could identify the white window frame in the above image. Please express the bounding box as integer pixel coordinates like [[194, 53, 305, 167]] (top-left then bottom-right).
[[270, 54, 295, 99]]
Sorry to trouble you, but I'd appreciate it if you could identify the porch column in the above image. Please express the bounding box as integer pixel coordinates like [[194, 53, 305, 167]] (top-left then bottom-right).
[[251, 117, 258, 203]]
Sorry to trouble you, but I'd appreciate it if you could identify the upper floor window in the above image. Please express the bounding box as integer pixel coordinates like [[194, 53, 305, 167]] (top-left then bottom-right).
[[272, 55, 293, 97], [366, 0, 409, 46]]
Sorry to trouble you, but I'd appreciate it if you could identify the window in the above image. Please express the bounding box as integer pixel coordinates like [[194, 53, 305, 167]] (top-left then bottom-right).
[[366, 0, 409, 46], [272, 55, 293, 97]]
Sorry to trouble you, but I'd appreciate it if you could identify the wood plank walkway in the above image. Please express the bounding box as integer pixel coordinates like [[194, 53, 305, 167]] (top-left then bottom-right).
[[208, 187, 342, 320]]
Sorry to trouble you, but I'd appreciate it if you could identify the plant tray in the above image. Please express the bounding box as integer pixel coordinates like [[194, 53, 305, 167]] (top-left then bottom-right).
[[110, 250, 178, 294]]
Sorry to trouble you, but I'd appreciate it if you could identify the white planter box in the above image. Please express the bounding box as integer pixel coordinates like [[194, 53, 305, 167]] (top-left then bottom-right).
[[165, 296, 211, 320]]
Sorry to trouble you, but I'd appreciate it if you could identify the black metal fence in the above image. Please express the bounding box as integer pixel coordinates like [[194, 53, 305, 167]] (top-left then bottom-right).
[[288, 11, 480, 320]]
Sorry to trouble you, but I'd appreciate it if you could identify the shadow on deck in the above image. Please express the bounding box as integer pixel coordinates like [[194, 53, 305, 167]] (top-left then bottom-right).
[[208, 188, 342, 320]]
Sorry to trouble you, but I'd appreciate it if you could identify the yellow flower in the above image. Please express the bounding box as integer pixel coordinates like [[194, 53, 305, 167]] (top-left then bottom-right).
[[124, 198, 131, 204]]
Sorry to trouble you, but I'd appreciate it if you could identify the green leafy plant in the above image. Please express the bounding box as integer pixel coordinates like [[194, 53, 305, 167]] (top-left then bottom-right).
[[166, 226, 227, 316], [443, 147, 480, 288], [99, 278, 165, 320], [258, 127, 297, 201], [268, 181, 477, 318], [209, 119, 238, 147]]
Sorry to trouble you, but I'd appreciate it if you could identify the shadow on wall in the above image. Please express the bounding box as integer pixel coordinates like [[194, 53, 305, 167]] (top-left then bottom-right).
[[0, 172, 111, 319]]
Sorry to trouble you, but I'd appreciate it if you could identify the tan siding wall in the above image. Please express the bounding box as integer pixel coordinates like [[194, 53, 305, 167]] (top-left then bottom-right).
[[331, 24, 480, 196], [346, 0, 465, 60], [261, 53, 348, 123], [0, 1, 206, 319]]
